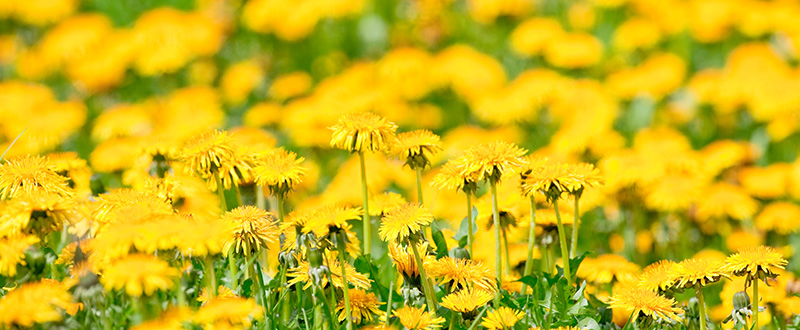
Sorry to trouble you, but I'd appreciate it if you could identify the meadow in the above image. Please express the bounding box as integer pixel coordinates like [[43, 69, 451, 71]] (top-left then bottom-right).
[[0, 0, 799, 329]]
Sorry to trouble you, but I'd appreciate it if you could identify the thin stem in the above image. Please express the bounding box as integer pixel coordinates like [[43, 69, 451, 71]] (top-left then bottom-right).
[[466, 193, 473, 257], [256, 185, 266, 210], [552, 199, 572, 285], [754, 278, 759, 330], [251, 259, 269, 323], [358, 152, 371, 256], [502, 228, 511, 277], [337, 231, 353, 330], [410, 239, 438, 310], [522, 195, 537, 294], [205, 256, 217, 297], [449, 311, 459, 330], [214, 172, 227, 212], [234, 185, 243, 207], [385, 274, 394, 324], [277, 195, 286, 223], [490, 181, 502, 305], [228, 252, 238, 290], [570, 196, 580, 259], [416, 167, 424, 205], [697, 286, 706, 330]]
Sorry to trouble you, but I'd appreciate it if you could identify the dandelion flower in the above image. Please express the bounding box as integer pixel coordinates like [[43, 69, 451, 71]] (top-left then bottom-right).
[[222, 206, 279, 256], [369, 192, 407, 216], [0, 155, 71, 199], [723, 245, 787, 279], [198, 286, 237, 304], [329, 112, 398, 153], [695, 183, 759, 221], [609, 288, 683, 323], [639, 260, 677, 292], [0, 280, 74, 328], [0, 234, 40, 277], [378, 202, 434, 243], [480, 307, 524, 330], [100, 254, 178, 297], [288, 258, 372, 290], [392, 129, 442, 169], [302, 204, 364, 240], [670, 258, 729, 289], [521, 159, 599, 200], [427, 257, 497, 293], [431, 157, 479, 194], [1, 190, 79, 237], [130, 307, 191, 330], [336, 289, 384, 324], [755, 202, 800, 235], [462, 141, 528, 183], [193, 297, 263, 328], [577, 254, 641, 285], [393, 305, 445, 330], [441, 289, 492, 317], [253, 148, 306, 198], [388, 242, 435, 278], [181, 130, 237, 189]]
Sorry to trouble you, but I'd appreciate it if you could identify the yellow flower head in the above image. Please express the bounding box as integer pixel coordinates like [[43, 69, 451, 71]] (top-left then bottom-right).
[[427, 256, 497, 293], [392, 129, 443, 170], [0, 234, 40, 277], [723, 245, 787, 280], [222, 206, 280, 256], [130, 307, 191, 330], [755, 202, 800, 235], [329, 112, 398, 153], [198, 286, 237, 305], [388, 241, 435, 278], [193, 297, 264, 328], [393, 305, 446, 330], [521, 158, 600, 200], [181, 130, 239, 189], [432, 156, 479, 195], [302, 204, 364, 240], [639, 260, 677, 293], [369, 192, 407, 216], [56, 239, 91, 266], [288, 257, 372, 290], [336, 289, 384, 324], [254, 148, 306, 198], [577, 254, 640, 285], [2, 190, 80, 237], [100, 254, 178, 297], [670, 257, 729, 289], [609, 287, 683, 323], [462, 141, 528, 183], [441, 289, 493, 316], [379, 202, 434, 243], [0, 155, 71, 199], [481, 307, 524, 330], [0, 280, 74, 328]]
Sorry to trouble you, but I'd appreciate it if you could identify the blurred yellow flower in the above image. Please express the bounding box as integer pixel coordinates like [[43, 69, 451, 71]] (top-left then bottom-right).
[[544, 33, 603, 69], [100, 254, 178, 297], [221, 59, 264, 105], [0, 280, 74, 328], [269, 71, 313, 100]]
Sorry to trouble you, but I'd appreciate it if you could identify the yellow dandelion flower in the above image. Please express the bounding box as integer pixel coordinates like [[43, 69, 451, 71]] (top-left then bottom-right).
[[0, 280, 74, 328], [181, 130, 236, 186], [336, 289, 384, 324], [0, 155, 71, 199], [287, 257, 372, 290], [755, 202, 800, 235], [481, 307, 524, 330], [392, 129, 443, 170], [378, 202, 434, 243], [393, 305, 445, 330], [193, 297, 263, 328], [521, 158, 599, 200], [46, 151, 92, 196], [609, 288, 683, 323], [577, 254, 641, 285], [173, 218, 230, 257], [198, 286, 237, 305], [302, 204, 364, 239], [0, 234, 40, 277], [427, 256, 497, 293], [329, 112, 398, 153], [723, 245, 787, 279], [431, 156, 479, 194], [100, 254, 178, 297], [388, 241, 435, 278], [639, 260, 677, 292], [222, 206, 279, 256], [441, 289, 492, 315], [253, 148, 306, 198], [56, 238, 91, 266], [695, 183, 759, 221], [670, 258, 729, 289], [369, 192, 407, 216], [130, 307, 191, 330], [91, 189, 174, 232], [462, 141, 528, 183], [1, 190, 80, 237]]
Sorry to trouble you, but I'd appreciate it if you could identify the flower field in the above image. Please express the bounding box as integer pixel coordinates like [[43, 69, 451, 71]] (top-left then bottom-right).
[[2, 0, 800, 329]]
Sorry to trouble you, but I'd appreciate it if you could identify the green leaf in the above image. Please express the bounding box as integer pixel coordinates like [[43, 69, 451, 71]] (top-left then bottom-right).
[[516, 275, 538, 288], [577, 317, 601, 330], [431, 222, 448, 259]]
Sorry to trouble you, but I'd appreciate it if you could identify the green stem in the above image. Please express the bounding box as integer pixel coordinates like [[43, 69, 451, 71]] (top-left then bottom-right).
[[251, 259, 269, 323], [490, 181, 502, 305], [337, 231, 353, 330], [385, 274, 394, 324], [256, 185, 266, 210], [697, 286, 706, 330], [359, 152, 371, 256], [277, 195, 286, 223], [410, 239, 438, 310], [228, 252, 238, 290], [552, 199, 572, 285], [570, 196, 580, 259], [466, 193, 473, 257], [502, 228, 511, 277], [416, 167, 424, 205], [522, 196, 537, 294], [449, 311, 459, 330], [313, 285, 323, 330], [205, 256, 217, 297], [754, 278, 759, 330], [215, 172, 227, 212], [234, 185, 243, 207]]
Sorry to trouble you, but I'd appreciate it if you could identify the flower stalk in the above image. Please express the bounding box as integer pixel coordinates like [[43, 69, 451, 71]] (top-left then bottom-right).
[[552, 199, 572, 285]]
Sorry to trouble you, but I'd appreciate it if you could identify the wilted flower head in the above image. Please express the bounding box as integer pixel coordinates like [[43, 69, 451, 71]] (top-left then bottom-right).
[[329, 112, 398, 153], [392, 129, 442, 170]]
